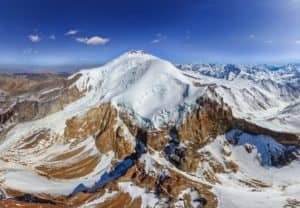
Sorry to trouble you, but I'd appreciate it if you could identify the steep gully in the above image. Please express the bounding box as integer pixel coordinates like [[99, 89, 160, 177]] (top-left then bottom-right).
[[70, 129, 147, 196]]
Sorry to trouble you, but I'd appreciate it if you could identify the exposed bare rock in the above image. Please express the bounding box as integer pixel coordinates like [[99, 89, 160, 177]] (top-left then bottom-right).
[[119, 111, 139, 137], [64, 104, 135, 160], [64, 104, 117, 139], [0, 106, 16, 140], [0, 73, 67, 96], [224, 160, 239, 173], [178, 97, 233, 148], [0, 200, 67, 208], [232, 118, 300, 145], [36, 155, 100, 179], [12, 87, 82, 123], [0, 107, 14, 124], [147, 130, 170, 152], [0, 73, 82, 125], [100, 158, 218, 208]]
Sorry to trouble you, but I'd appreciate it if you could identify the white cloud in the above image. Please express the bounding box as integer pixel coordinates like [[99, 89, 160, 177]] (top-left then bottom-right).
[[249, 34, 255, 39], [76, 36, 110, 45], [65, 30, 78, 36], [151, 33, 167, 44], [28, 34, 41, 42], [151, 39, 161, 44], [296, 40, 300, 44], [49, 35, 56, 40]]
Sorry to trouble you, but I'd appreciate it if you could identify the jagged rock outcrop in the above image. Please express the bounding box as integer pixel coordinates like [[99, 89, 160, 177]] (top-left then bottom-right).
[[64, 104, 135, 160], [178, 97, 233, 148], [157, 95, 234, 173], [0, 108, 14, 124], [232, 118, 300, 145]]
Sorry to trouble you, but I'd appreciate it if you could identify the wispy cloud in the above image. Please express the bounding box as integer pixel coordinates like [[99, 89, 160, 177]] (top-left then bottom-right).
[[151, 33, 167, 44], [65, 29, 78, 36], [49, 35, 56, 40], [291, 0, 300, 3], [249, 34, 255, 39], [264, 40, 273, 44], [296, 40, 300, 44], [76, 36, 110, 45], [28, 34, 41, 42]]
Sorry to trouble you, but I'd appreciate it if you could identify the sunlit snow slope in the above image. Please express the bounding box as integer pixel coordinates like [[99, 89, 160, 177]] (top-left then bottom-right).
[[72, 50, 205, 127], [178, 63, 300, 133]]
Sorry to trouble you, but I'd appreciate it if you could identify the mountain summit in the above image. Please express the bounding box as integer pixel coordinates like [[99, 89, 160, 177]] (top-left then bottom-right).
[[71, 51, 206, 127]]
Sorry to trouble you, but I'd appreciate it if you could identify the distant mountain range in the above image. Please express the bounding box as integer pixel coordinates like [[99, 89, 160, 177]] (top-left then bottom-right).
[[0, 63, 105, 74]]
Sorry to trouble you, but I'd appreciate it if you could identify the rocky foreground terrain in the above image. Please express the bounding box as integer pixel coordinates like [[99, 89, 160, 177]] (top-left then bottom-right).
[[0, 51, 299, 208]]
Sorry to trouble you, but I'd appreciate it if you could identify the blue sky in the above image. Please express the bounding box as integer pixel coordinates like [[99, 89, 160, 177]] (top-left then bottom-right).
[[0, 0, 300, 70]]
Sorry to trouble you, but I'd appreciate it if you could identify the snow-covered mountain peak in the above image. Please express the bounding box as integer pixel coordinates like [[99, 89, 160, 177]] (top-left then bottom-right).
[[109, 50, 157, 64], [70, 51, 205, 127], [125, 50, 151, 56], [73, 50, 186, 90]]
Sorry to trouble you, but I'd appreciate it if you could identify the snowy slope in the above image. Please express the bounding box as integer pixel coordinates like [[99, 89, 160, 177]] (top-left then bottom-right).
[[226, 129, 287, 166], [72, 50, 205, 128], [196, 135, 300, 208], [177, 63, 300, 133]]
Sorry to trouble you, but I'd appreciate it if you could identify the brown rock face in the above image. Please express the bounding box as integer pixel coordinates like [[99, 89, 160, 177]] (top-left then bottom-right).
[[60, 102, 221, 207], [115, 161, 218, 208], [180, 145, 203, 172], [13, 87, 82, 123], [179, 94, 300, 147], [36, 155, 100, 179], [0, 73, 66, 96], [0, 107, 14, 124], [64, 104, 135, 160], [232, 118, 300, 145], [147, 130, 170, 151], [0, 200, 67, 208], [0, 73, 83, 127], [166, 97, 234, 173], [64, 104, 117, 139], [178, 97, 233, 148]]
